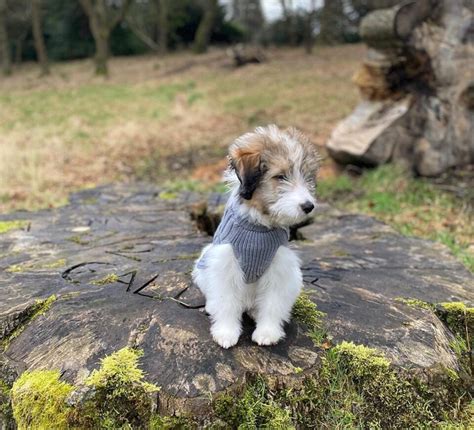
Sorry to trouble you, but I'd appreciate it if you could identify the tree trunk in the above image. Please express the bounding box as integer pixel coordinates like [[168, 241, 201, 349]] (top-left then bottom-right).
[[94, 29, 109, 76], [327, 0, 474, 176], [319, 0, 346, 45], [79, 0, 132, 76], [32, 0, 50, 76], [14, 34, 26, 64], [0, 0, 11, 76], [193, 0, 218, 54], [157, 0, 168, 54]]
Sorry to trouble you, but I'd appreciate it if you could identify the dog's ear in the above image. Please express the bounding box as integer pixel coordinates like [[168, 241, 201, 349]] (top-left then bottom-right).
[[229, 137, 264, 200]]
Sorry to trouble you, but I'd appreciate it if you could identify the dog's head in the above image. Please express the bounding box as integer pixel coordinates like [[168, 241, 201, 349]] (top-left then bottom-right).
[[228, 125, 320, 226]]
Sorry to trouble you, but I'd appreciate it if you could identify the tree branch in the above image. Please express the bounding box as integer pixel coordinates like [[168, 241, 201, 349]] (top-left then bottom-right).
[[125, 16, 159, 52], [110, 0, 133, 29]]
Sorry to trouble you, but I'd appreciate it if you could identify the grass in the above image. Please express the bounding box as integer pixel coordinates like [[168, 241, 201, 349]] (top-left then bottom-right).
[[1, 47, 470, 268], [0, 46, 362, 212], [318, 164, 473, 272]]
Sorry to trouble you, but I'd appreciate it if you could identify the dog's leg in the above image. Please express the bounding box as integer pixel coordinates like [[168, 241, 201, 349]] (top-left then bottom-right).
[[252, 246, 302, 346], [193, 244, 244, 348]]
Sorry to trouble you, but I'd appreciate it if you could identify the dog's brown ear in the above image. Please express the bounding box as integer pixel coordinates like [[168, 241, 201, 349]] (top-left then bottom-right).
[[230, 139, 264, 200]]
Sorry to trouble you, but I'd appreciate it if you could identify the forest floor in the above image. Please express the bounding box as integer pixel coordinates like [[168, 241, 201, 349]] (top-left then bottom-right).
[[0, 45, 472, 271]]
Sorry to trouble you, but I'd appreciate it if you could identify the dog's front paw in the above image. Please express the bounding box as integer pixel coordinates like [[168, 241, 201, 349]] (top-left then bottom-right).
[[211, 324, 241, 349], [252, 325, 285, 346]]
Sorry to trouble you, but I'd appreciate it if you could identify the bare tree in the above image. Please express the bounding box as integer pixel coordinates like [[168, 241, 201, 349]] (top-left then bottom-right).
[[0, 0, 11, 75], [279, 0, 297, 45], [193, 0, 218, 54], [32, 0, 49, 75], [232, 0, 264, 43], [78, 0, 132, 76]]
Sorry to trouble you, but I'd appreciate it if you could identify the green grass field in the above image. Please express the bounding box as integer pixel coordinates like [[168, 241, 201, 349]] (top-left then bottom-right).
[[0, 46, 472, 271]]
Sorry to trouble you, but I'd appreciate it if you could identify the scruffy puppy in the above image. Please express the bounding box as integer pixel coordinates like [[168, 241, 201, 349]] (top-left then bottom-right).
[[193, 125, 319, 348]]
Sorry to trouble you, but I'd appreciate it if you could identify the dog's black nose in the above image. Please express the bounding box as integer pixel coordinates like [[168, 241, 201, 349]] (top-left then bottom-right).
[[300, 201, 315, 214]]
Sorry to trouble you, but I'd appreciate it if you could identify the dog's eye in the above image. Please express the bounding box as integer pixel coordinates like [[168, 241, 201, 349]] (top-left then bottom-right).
[[274, 174, 287, 181]]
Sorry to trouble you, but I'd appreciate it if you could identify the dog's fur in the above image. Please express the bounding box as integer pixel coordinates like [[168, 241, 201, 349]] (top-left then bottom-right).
[[192, 125, 320, 348]]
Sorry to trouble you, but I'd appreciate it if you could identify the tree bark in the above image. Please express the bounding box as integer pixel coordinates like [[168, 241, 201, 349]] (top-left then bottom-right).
[[32, 0, 50, 76], [94, 29, 109, 76], [193, 0, 218, 54], [157, 0, 167, 54], [0, 0, 11, 76], [327, 0, 474, 176]]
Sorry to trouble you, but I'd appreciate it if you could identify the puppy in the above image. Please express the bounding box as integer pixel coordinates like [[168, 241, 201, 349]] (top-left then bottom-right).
[[193, 125, 319, 348]]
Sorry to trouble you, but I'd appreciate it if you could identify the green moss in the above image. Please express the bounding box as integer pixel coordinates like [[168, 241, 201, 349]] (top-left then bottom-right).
[[437, 302, 474, 346], [67, 234, 90, 245], [0, 220, 28, 234], [1, 295, 56, 351], [5, 263, 25, 273], [91, 273, 119, 286], [149, 414, 195, 429], [332, 342, 433, 428], [11, 370, 74, 430], [214, 377, 294, 430], [70, 347, 159, 429], [6, 259, 67, 273], [0, 379, 13, 426], [292, 292, 327, 345], [395, 297, 434, 310], [41, 258, 67, 269], [159, 191, 178, 200], [213, 341, 470, 429]]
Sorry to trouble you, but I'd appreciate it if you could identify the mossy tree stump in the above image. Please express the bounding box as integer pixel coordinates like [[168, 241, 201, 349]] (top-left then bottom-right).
[[0, 184, 472, 428]]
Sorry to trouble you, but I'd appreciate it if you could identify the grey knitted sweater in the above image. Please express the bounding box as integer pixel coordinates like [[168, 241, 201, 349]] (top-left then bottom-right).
[[196, 196, 289, 283]]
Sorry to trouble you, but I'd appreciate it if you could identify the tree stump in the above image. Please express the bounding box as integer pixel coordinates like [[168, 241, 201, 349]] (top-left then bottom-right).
[[326, 0, 474, 176]]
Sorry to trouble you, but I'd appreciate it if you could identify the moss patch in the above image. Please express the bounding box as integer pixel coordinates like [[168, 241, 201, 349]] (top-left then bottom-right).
[[69, 347, 159, 429], [0, 220, 28, 234], [91, 273, 119, 286], [436, 302, 473, 375], [0, 379, 13, 427], [213, 377, 294, 429], [11, 370, 74, 430], [395, 297, 434, 310], [212, 342, 470, 429], [67, 234, 90, 246], [292, 292, 327, 346], [6, 259, 66, 273], [1, 295, 56, 351], [437, 302, 474, 342]]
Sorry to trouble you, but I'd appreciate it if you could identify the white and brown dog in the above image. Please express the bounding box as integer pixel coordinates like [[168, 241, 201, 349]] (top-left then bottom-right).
[[193, 125, 320, 348]]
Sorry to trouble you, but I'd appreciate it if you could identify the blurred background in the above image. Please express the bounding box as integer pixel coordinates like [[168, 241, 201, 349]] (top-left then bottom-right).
[[0, 0, 472, 270]]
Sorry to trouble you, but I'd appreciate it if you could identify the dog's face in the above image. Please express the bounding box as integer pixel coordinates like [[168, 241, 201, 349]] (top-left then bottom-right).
[[229, 125, 320, 226]]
